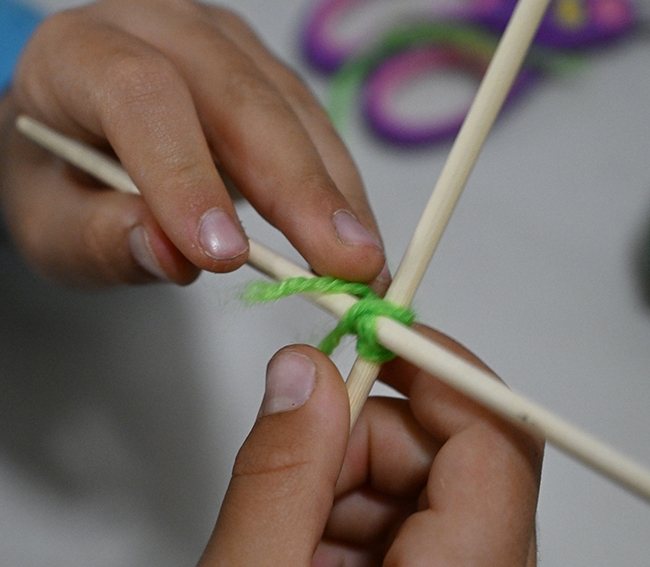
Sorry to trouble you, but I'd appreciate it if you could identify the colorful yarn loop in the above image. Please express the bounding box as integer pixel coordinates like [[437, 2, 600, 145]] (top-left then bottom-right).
[[243, 276, 416, 363]]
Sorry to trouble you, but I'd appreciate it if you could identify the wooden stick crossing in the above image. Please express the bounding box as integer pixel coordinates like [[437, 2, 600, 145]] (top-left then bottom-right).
[[345, 0, 555, 426], [247, 239, 650, 504], [14, 114, 650, 504]]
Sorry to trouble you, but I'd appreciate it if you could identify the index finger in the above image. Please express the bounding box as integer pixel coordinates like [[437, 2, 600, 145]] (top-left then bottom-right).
[[89, 2, 387, 282], [14, 12, 249, 275]]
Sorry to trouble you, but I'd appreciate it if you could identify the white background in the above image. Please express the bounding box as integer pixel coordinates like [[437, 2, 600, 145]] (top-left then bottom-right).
[[2, 0, 650, 564]]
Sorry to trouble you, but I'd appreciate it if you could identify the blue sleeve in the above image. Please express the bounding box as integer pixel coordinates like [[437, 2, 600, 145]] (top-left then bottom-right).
[[0, 0, 43, 94]]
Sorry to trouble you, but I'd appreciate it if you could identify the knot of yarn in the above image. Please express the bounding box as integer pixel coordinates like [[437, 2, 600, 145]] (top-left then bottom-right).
[[243, 276, 416, 363]]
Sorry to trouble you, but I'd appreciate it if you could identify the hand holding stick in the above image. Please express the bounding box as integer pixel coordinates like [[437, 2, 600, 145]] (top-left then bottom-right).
[[15, 114, 650, 504]]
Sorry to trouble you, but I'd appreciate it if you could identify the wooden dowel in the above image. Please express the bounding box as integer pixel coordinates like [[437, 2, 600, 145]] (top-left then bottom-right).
[[345, 357, 381, 425], [16, 115, 139, 195], [16, 115, 650, 504], [345, 0, 554, 426], [376, 318, 650, 502], [251, 239, 650, 504], [388, 0, 553, 305]]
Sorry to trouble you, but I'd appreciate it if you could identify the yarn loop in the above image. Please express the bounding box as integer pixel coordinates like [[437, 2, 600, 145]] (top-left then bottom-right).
[[243, 276, 416, 363]]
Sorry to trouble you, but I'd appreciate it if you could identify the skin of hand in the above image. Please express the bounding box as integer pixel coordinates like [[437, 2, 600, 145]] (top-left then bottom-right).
[[0, 0, 387, 289], [199, 325, 543, 567]]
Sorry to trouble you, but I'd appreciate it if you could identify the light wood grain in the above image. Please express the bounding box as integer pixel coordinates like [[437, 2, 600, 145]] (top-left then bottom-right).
[[345, 0, 555, 425]]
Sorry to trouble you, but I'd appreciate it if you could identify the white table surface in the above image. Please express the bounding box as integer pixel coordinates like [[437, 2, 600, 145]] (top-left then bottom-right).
[[2, 0, 650, 564]]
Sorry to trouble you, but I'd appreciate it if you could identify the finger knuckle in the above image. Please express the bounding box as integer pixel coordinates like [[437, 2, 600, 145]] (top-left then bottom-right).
[[28, 8, 77, 43], [279, 67, 321, 110], [297, 169, 338, 197], [99, 51, 180, 112], [232, 438, 311, 482], [12, 11, 76, 97], [263, 169, 335, 229], [222, 69, 285, 115], [209, 6, 249, 31], [383, 549, 415, 567]]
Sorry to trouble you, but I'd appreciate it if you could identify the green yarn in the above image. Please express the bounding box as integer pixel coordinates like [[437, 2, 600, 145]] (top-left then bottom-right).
[[244, 276, 371, 303], [243, 276, 416, 363], [318, 293, 415, 362]]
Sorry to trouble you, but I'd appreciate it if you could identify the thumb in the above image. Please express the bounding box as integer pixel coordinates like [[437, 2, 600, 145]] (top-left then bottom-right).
[[199, 346, 351, 567]]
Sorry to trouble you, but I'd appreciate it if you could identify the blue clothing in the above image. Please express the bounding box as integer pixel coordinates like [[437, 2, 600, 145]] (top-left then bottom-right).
[[0, 0, 42, 93]]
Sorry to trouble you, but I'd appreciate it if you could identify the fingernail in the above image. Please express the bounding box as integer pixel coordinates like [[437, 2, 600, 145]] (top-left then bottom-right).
[[377, 261, 392, 284], [333, 210, 382, 249], [129, 226, 169, 280], [369, 261, 392, 295], [198, 207, 248, 260], [261, 351, 316, 416]]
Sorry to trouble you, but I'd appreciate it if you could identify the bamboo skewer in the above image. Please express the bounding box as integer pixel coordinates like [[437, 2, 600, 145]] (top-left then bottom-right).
[[240, 239, 650, 504], [14, 114, 650, 503], [345, 0, 554, 426], [16, 116, 139, 195], [386, 0, 553, 306]]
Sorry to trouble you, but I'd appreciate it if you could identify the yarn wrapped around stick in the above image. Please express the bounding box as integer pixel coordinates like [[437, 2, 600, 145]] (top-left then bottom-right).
[[243, 276, 416, 363]]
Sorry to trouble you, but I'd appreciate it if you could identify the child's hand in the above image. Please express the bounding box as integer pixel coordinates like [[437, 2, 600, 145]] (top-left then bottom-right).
[[0, 0, 386, 288], [201, 326, 543, 566]]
